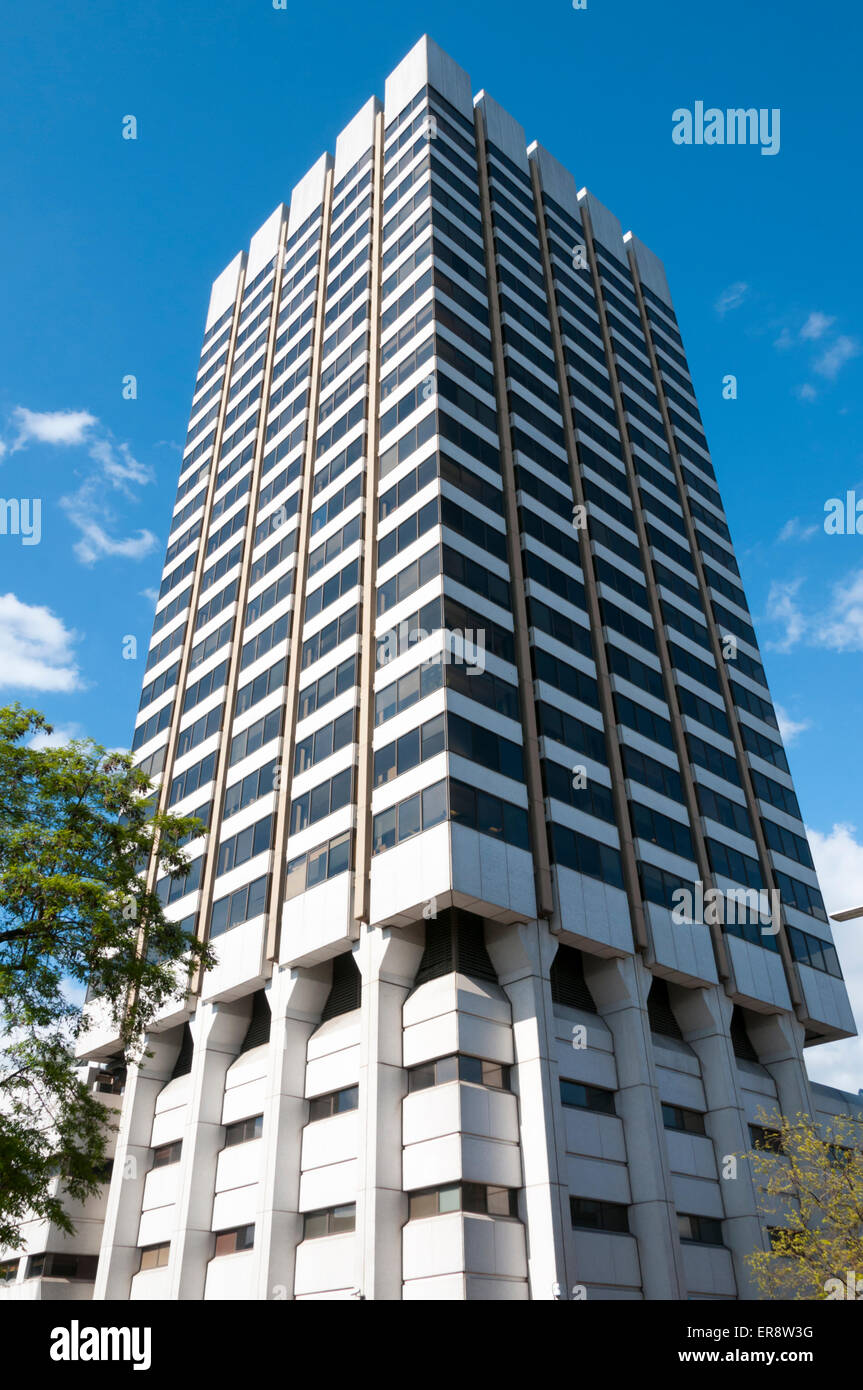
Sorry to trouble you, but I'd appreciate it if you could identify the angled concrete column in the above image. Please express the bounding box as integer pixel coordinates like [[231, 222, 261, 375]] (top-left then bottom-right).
[[251, 963, 330, 1300], [586, 955, 687, 1299], [167, 1000, 250, 1300], [93, 1028, 184, 1301], [353, 923, 424, 1300], [486, 919, 572, 1300], [748, 1012, 814, 1121], [672, 984, 767, 1297]]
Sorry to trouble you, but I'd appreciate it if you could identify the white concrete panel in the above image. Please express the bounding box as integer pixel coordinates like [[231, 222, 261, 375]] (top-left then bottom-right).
[[725, 935, 791, 1011], [449, 825, 537, 922], [206, 253, 243, 331], [201, 918, 267, 1003], [577, 190, 625, 261], [221, 1077, 266, 1126], [623, 232, 673, 308], [246, 205, 285, 281], [403, 1211, 526, 1280], [655, 1079, 707, 1128], [298, 1159, 359, 1210], [665, 1131, 717, 1181], [370, 821, 451, 927], [680, 1242, 736, 1297], [646, 903, 718, 987], [528, 142, 580, 218], [281, 872, 354, 968], [334, 97, 379, 180], [384, 35, 473, 124], [287, 153, 331, 238], [562, 1110, 627, 1163], [555, 1029, 618, 1091], [569, 1229, 641, 1288], [211, 1185, 257, 1231], [403, 1133, 522, 1190], [214, 1140, 263, 1193], [798, 963, 856, 1035], [671, 1173, 724, 1218], [403, 1010, 514, 1071], [294, 1233, 356, 1296], [136, 1205, 174, 1248], [475, 92, 528, 171], [403, 1083, 519, 1147], [565, 1155, 630, 1204], [130, 1268, 171, 1301], [554, 865, 633, 954], [141, 1165, 181, 1212], [300, 1113, 359, 1171], [204, 1251, 255, 1300], [153, 1072, 193, 1116]]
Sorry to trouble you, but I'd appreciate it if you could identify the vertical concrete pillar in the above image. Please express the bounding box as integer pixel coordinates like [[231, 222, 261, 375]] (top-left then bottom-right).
[[586, 955, 688, 1299], [251, 963, 330, 1300], [353, 924, 424, 1300], [93, 1028, 184, 1300], [486, 919, 573, 1300], [672, 984, 767, 1297], [167, 1000, 250, 1299]]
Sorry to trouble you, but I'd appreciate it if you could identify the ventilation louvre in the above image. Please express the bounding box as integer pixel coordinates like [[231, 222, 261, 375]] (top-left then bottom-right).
[[414, 909, 497, 987], [550, 945, 597, 1012], [239, 990, 271, 1054], [647, 978, 683, 1039], [170, 1023, 194, 1078], [321, 952, 362, 1021], [731, 1007, 759, 1062]]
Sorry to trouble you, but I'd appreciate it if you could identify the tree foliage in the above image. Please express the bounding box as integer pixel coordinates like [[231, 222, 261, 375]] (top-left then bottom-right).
[[0, 704, 214, 1249], [746, 1109, 863, 1300]]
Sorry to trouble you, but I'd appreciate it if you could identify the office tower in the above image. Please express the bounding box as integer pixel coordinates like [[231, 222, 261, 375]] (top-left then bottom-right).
[[5, 35, 859, 1303]]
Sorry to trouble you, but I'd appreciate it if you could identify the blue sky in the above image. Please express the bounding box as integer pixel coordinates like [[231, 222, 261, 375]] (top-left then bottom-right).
[[1, 0, 861, 1084]]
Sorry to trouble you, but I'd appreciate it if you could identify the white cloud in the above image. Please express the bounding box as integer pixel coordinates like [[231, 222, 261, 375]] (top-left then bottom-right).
[[58, 432, 156, 567], [715, 282, 749, 317], [813, 335, 860, 380], [140, 588, 159, 604], [0, 440, 6, 459], [11, 406, 97, 450], [766, 578, 807, 652], [777, 517, 818, 543], [61, 494, 158, 566], [0, 593, 82, 692], [29, 722, 85, 750], [87, 438, 153, 493], [774, 703, 810, 744], [794, 383, 818, 402], [809, 823, 863, 917], [814, 569, 863, 651], [766, 568, 863, 654], [5, 405, 157, 565], [773, 327, 794, 351], [804, 823, 863, 1094], [800, 312, 836, 342]]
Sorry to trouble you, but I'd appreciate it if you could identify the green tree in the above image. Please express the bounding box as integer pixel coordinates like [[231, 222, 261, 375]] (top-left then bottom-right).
[[0, 704, 214, 1250], [746, 1110, 863, 1299]]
